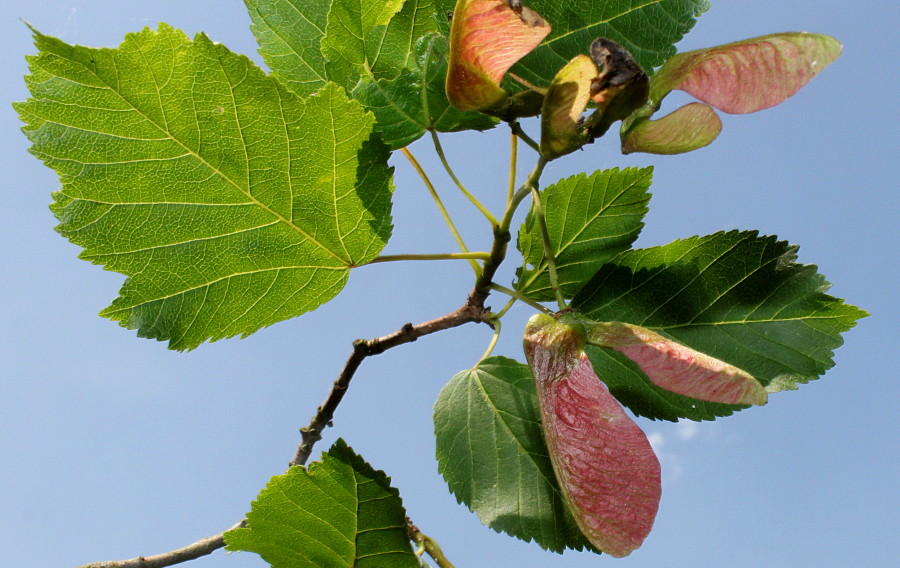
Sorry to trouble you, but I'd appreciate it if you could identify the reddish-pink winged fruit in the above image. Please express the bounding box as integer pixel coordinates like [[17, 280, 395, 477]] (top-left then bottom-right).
[[588, 321, 768, 406], [446, 0, 550, 116], [622, 102, 722, 155], [650, 32, 842, 114], [524, 314, 661, 558]]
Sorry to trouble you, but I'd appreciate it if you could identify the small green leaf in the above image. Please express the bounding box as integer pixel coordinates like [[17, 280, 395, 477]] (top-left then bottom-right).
[[433, 357, 593, 553], [355, 34, 497, 149], [622, 102, 722, 155], [515, 167, 652, 301], [17, 26, 393, 350], [225, 439, 418, 568], [320, 0, 408, 88], [650, 32, 842, 114], [572, 231, 868, 396], [246, 0, 440, 95], [507, 0, 710, 87]]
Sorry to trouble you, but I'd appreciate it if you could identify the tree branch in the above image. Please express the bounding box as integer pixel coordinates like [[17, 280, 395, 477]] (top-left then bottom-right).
[[289, 300, 490, 467], [76, 521, 246, 568], [407, 517, 456, 568]]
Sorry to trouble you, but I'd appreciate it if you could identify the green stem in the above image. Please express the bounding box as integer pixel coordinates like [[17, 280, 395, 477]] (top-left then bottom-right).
[[400, 147, 481, 277], [510, 120, 541, 154], [368, 252, 491, 264], [474, 318, 502, 366], [507, 130, 518, 205], [469, 156, 548, 313], [429, 130, 499, 226], [489, 283, 554, 315], [529, 187, 567, 310]]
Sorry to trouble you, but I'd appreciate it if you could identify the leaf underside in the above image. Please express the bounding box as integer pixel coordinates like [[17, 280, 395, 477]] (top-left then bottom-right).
[[434, 357, 596, 553], [225, 439, 418, 567], [16, 25, 393, 350], [572, 231, 867, 421]]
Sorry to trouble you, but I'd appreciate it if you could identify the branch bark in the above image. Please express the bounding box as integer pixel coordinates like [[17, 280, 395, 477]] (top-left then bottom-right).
[[76, 297, 492, 568]]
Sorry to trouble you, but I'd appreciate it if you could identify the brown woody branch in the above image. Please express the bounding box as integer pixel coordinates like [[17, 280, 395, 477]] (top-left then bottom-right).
[[75, 154, 532, 568]]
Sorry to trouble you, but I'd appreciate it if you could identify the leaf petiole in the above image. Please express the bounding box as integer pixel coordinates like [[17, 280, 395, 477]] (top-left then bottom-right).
[[529, 187, 567, 310], [400, 147, 482, 277], [368, 252, 491, 264], [429, 130, 499, 226], [489, 283, 553, 315]]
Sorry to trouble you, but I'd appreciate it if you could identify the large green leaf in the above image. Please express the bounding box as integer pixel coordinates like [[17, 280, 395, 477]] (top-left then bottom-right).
[[434, 357, 594, 553], [243, 0, 333, 97], [572, 231, 867, 400], [506, 0, 710, 87], [355, 34, 497, 149], [515, 167, 652, 301], [16, 25, 393, 350], [225, 439, 418, 568]]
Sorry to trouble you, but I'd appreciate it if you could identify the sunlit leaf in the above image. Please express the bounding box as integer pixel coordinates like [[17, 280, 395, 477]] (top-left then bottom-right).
[[16, 26, 393, 350], [622, 102, 721, 155], [355, 34, 497, 149], [650, 32, 842, 114], [225, 439, 418, 568], [516, 167, 652, 301]]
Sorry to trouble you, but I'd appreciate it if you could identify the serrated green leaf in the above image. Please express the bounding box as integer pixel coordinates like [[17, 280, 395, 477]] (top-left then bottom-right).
[[321, 0, 407, 88], [225, 439, 418, 568], [508, 0, 710, 87], [16, 25, 393, 350], [434, 357, 594, 553], [516, 167, 652, 301], [355, 34, 496, 149], [572, 231, 868, 404], [243, 0, 333, 97]]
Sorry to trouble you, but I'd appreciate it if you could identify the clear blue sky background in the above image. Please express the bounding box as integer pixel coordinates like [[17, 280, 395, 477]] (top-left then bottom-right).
[[2, 1, 897, 567]]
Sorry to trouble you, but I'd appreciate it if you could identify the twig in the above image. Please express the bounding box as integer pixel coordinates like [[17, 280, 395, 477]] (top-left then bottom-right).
[[408, 517, 456, 568], [76, 521, 246, 568], [289, 301, 490, 467]]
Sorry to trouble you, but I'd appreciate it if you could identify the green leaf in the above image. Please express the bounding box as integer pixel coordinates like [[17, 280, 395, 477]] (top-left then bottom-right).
[[515, 167, 652, 301], [320, 0, 407, 88], [572, 231, 868, 400], [508, 0, 710, 87], [16, 25, 393, 350], [225, 439, 418, 568], [433, 357, 594, 553], [355, 34, 497, 149], [247, 0, 440, 95], [243, 0, 333, 97]]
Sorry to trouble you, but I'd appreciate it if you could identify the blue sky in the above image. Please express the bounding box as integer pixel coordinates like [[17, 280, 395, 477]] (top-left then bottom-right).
[[2, 1, 897, 567]]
